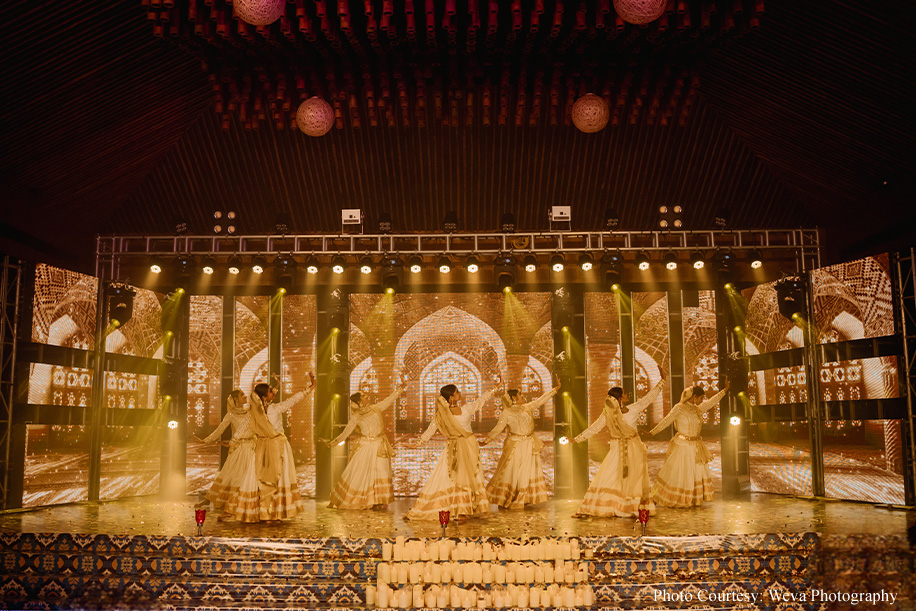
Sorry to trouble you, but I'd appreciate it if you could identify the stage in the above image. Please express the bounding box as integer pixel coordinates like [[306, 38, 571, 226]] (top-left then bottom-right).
[[1, 495, 914, 610], [0, 494, 911, 540]]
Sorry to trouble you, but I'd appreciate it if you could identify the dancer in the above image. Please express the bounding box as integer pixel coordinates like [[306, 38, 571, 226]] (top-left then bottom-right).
[[250, 383, 304, 521], [322, 381, 406, 510], [481, 379, 561, 509], [266, 372, 315, 436], [198, 390, 260, 522], [573, 379, 665, 518], [649, 380, 730, 507], [405, 376, 503, 521]]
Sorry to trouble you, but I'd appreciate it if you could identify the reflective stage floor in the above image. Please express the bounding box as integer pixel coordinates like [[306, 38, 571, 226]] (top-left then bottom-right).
[[1, 493, 912, 540]]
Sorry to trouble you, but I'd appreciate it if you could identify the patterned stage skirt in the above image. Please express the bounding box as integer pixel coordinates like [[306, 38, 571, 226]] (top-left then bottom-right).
[[405, 443, 491, 520], [651, 436, 715, 507], [259, 437, 305, 520], [329, 437, 394, 509], [576, 437, 655, 518], [205, 438, 260, 523], [486, 435, 549, 509]]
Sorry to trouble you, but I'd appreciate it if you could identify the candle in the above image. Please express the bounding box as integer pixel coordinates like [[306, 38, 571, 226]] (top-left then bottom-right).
[[571, 539, 580, 560], [585, 584, 595, 606], [420, 547, 430, 562], [431, 563, 441, 583], [428, 542, 439, 562], [413, 585, 423, 607], [554, 565, 563, 584], [409, 563, 421, 584], [410, 543, 421, 563], [366, 585, 376, 607], [525, 563, 535, 583], [585, 548, 594, 559], [482, 543, 493, 561], [450, 586, 462, 608], [423, 563, 433, 584], [482, 563, 492, 584], [534, 563, 545, 583], [439, 540, 450, 561], [377, 563, 390, 584], [462, 588, 474, 609], [496, 546, 507, 562], [396, 536, 406, 547], [471, 543, 482, 562], [397, 563, 408, 585], [575, 585, 585, 607], [517, 586, 529, 608], [378, 583, 389, 608], [551, 589, 563, 608], [529, 586, 540, 607], [565, 570, 575, 585], [477, 593, 486, 609], [564, 586, 576, 607], [462, 563, 473, 584], [382, 542, 393, 561], [425, 587, 436, 608], [436, 586, 448, 609], [493, 563, 506, 583], [562, 542, 572, 560], [543, 564, 554, 583], [399, 586, 410, 608], [473, 562, 483, 584], [505, 566, 515, 584]]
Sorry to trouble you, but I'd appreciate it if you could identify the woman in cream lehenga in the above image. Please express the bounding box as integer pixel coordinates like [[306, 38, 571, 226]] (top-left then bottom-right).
[[649, 380, 730, 507], [481, 380, 560, 509], [250, 384, 304, 521], [573, 380, 664, 518], [405, 376, 503, 521], [197, 390, 261, 522], [322, 382, 405, 510]]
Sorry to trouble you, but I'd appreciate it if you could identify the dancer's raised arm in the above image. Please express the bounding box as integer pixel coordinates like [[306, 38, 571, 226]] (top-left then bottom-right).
[[698, 380, 730, 414], [373, 382, 405, 412], [648, 404, 679, 437], [201, 413, 232, 443], [573, 411, 607, 444], [622, 379, 665, 427], [482, 408, 510, 445]]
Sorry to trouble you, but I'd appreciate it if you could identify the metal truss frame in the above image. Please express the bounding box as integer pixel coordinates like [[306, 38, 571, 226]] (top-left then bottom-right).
[[895, 248, 916, 505], [97, 228, 820, 278], [0, 256, 21, 509]]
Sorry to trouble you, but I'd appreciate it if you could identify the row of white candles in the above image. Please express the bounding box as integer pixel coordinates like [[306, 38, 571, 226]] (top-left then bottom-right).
[[382, 537, 589, 563], [376, 560, 590, 585], [368, 583, 596, 609]]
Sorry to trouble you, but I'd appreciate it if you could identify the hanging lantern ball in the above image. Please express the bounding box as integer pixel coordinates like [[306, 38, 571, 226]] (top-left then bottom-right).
[[296, 97, 335, 137], [613, 0, 667, 25], [571, 94, 610, 133], [234, 0, 285, 26]]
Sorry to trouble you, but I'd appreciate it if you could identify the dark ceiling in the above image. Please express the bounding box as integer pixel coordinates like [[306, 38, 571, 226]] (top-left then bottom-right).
[[1, 1, 913, 273]]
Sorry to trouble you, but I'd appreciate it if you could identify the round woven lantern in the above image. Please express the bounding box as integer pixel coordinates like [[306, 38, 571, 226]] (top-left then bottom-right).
[[571, 94, 610, 133], [296, 97, 335, 137], [234, 0, 285, 26], [613, 0, 667, 25]]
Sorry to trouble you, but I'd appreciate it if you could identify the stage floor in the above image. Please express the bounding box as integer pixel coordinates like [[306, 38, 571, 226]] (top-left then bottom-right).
[[1, 493, 912, 540]]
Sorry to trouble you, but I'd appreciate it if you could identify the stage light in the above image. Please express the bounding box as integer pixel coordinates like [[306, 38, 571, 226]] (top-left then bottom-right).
[[500, 212, 516, 233], [438, 255, 451, 274], [381, 254, 402, 292], [275, 254, 296, 291], [749, 250, 763, 269], [604, 207, 620, 230], [578, 253, 594, 271], [611, 283, 620, 291], [466, 256, 480, 274], [562, 326, 570, 333], [443, 211, 459, 233], [107, 284, 136, 327], [202, 257, 216, 275], [524, 254, 537, 273], [714, 208, 729, 229], [165, 331, 173, 337], [227, 255, 242, 275], [503, 286, 511, 294], [734, 325, 743, 333], [551, 254, 565, 272], [167, 420, 178, 429], [305, 256, 319, 275], [174, 216, 189, 235], [690, 252, 705, 269], [659, 205, 683, 229], [176, 288, 184, 295], [331, 327, 340, 335], [562, 391, 570, 397], [150, 257, 163, 274], [558, 436, 570, 445], [775, 275, 806, 320], [360, 256, 374, 275], [716, 250, 735, 285], [377, 212, 393, 234], [408, 255, 423, 274], [331, 255, 346, 275], [275, 212, 290, 234], [601, 251, 623, 288], [664, 252, 678, 271], [636, 252, 650, 271], [729, 415, 741, 426], [252, 256, 266, 275]]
